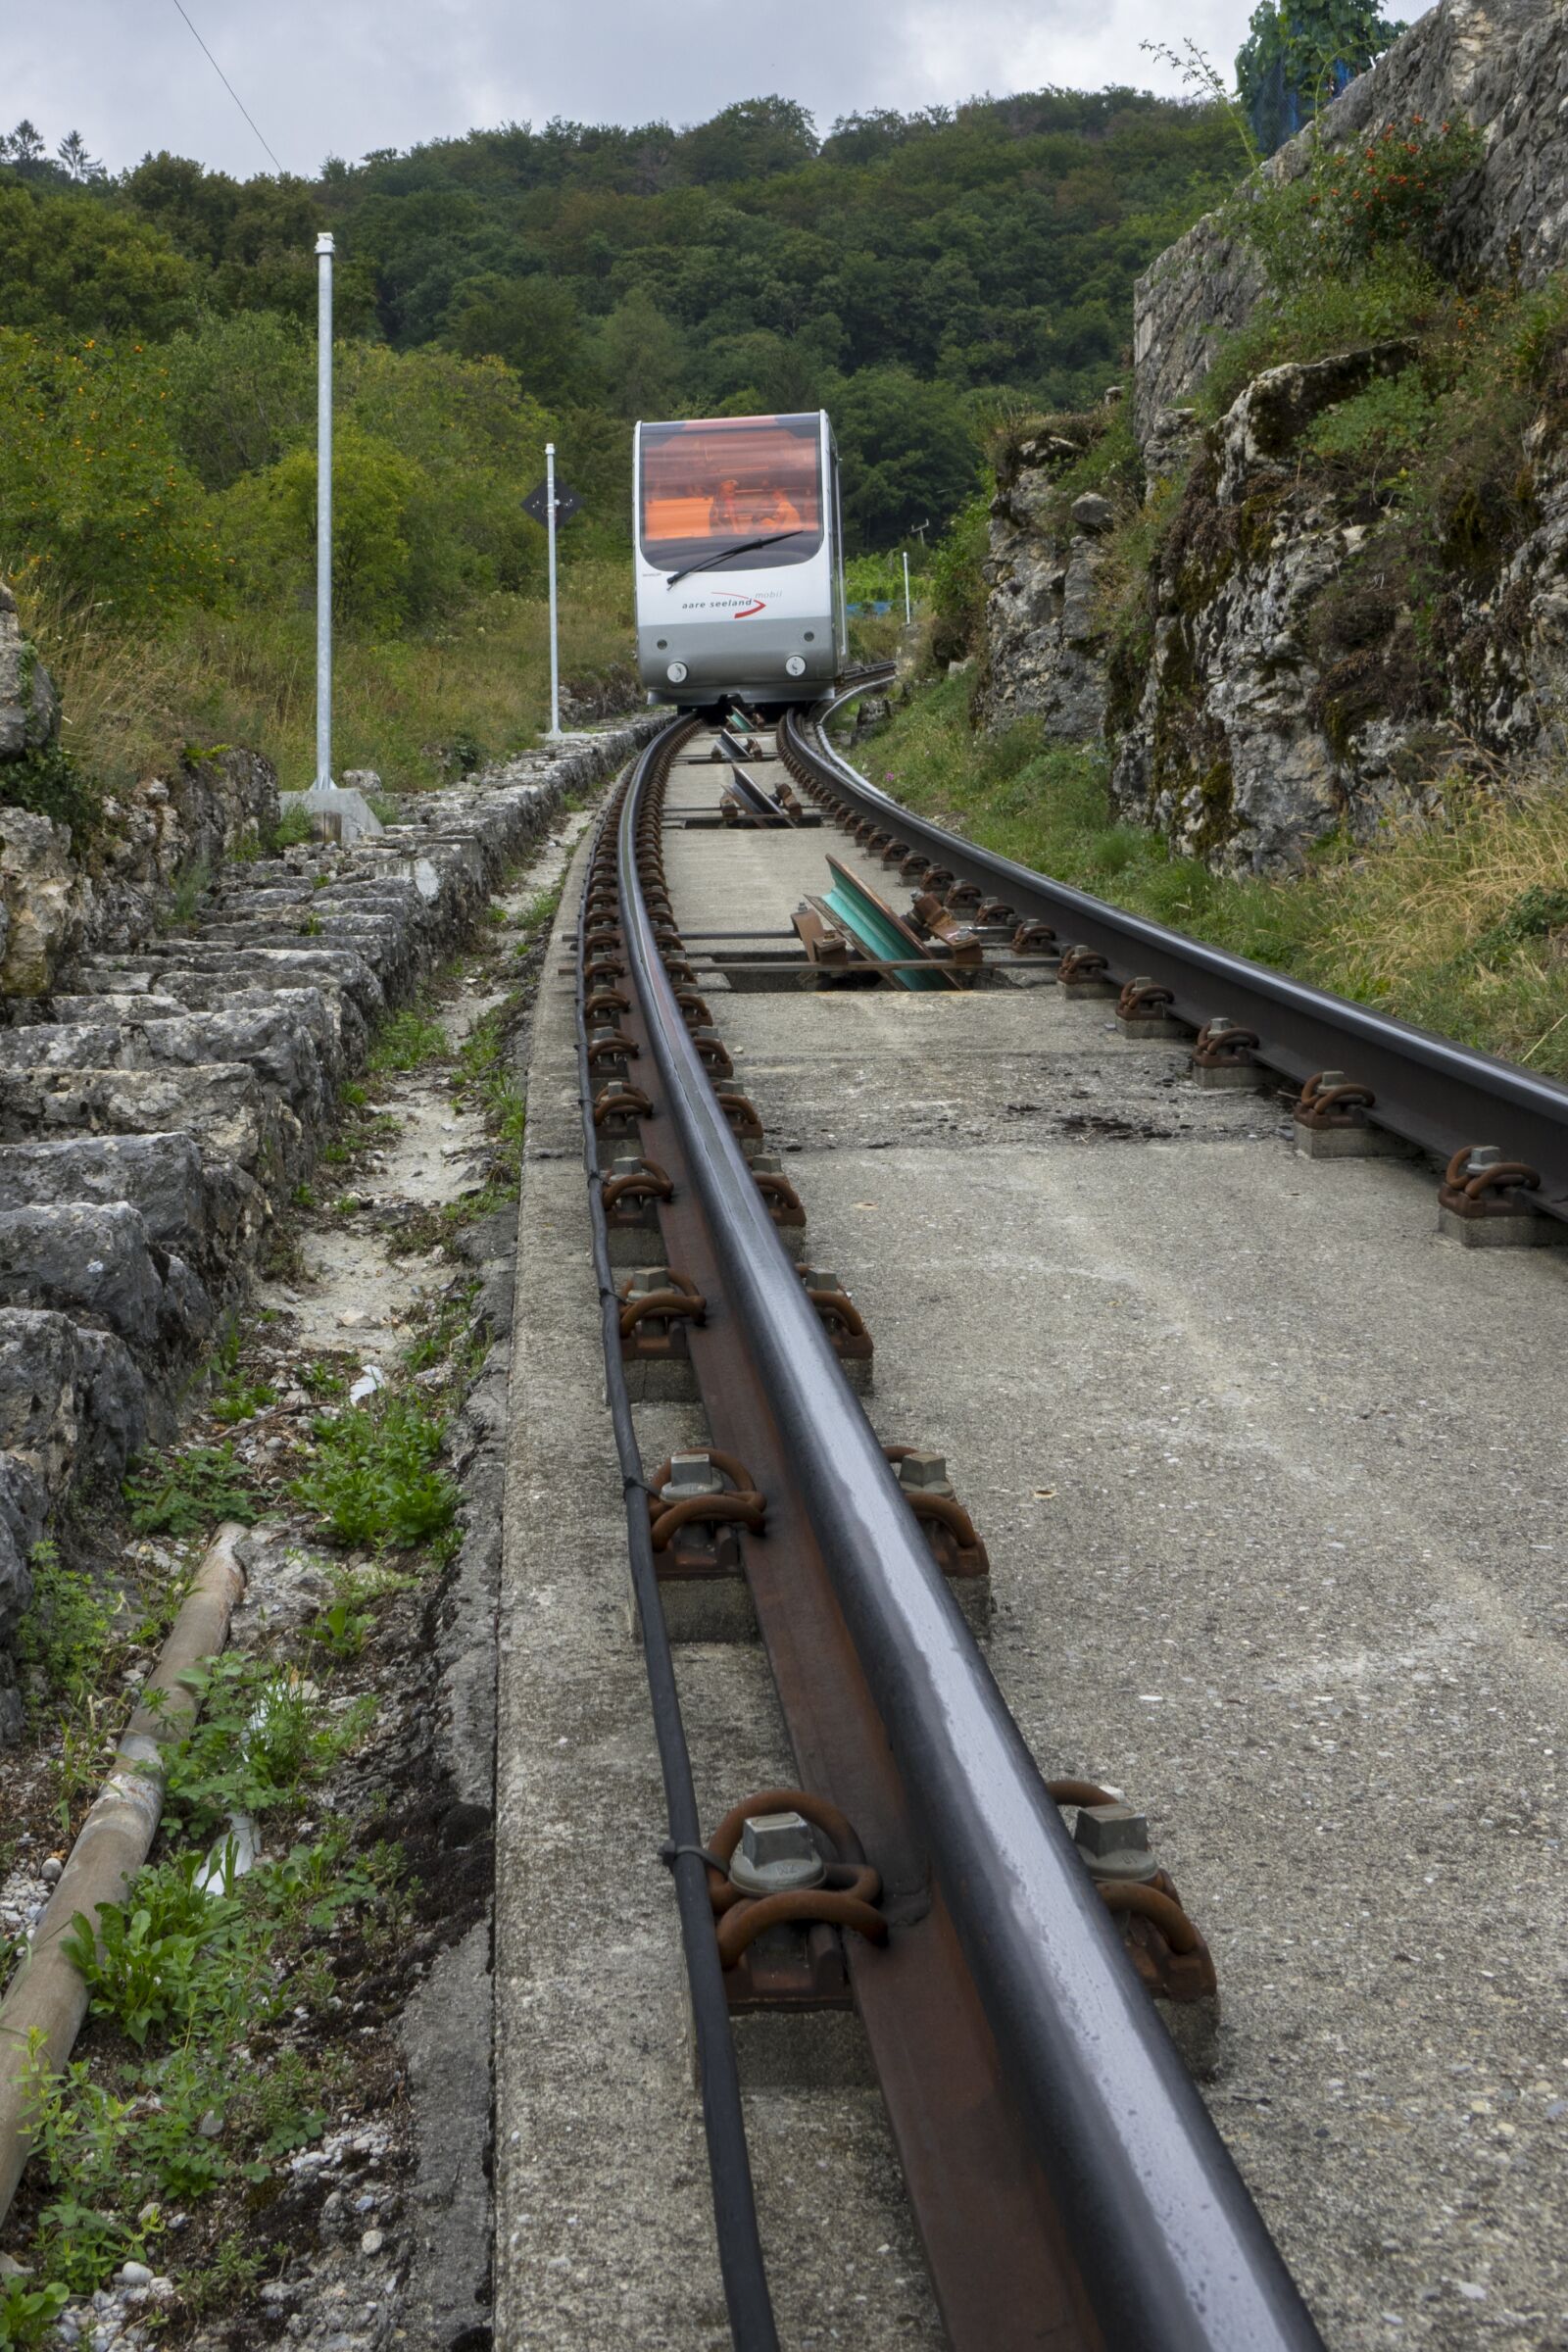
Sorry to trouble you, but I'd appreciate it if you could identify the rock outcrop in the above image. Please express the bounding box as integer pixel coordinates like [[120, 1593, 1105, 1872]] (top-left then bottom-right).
[[978, 428, 1117, 740], [1134, 0, 1568, 440], [0, 588, 58, 762], [977, 0, 1568, 870]]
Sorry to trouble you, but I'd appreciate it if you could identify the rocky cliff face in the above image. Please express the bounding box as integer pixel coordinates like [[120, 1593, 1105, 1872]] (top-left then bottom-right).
[[978, 0, 1568, 872], [976, 423, 1117, 737], [1135, 0, 1568, 441]]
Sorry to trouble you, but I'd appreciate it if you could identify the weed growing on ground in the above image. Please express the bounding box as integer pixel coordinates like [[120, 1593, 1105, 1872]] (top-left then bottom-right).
[[454, 998, 526, 1152], [211, 1375, 276, 1425], [123, 1444, 258, 1538], [268, 803, 316, 852], [0, 2273, 71, 2346], [368, 1007, 448, 1073], [382, 1173, 518, 1260], [153, 1654, 374, 1841], [15, 1541, 119, 1709], [514, 880, 563, 949], [290, 1392, 457, 1549]]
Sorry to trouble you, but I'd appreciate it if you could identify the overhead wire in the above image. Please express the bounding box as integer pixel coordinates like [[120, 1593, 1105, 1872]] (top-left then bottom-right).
[[166, 0, 286, 173]]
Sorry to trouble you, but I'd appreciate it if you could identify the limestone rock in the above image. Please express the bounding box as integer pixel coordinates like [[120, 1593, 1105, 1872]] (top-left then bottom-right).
[[0, 584, 59, 762], [1134, 0, 1568, 438], [0, 809, 87, 997], [1070, 492, 1115, 535]]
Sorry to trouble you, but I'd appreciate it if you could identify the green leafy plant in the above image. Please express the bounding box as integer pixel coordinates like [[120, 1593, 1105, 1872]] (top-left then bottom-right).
[[268, 802, 316, 851], [211, 1376, 276, 1425], [0, 2275, 71, 2347], [156, 1654, 373, 1839], [307, 1597, 373, 1660], [62, 1854, 244, 2048], [291, 1392, 457, 1548], [16, 1540, 118, 1706], [123, 1444, 258, 1536]]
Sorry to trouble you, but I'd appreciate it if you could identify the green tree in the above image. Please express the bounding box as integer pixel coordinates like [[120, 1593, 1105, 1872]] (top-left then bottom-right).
[[832, 366, 979, 548], [596, 288, 686, 417], [161, 310, 313, 489], [224, 425, 430, 629], [0, 330, 221, 616], [675, 97, 817, 185], [446, 274, 590, 407], [1237, 0, 1405, 156], [0, 185, 196, 340]]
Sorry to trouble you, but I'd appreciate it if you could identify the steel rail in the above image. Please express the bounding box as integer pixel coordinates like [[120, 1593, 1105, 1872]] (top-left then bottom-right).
[[616, 716, 1325, 2352], [786, 689, 1568, 1222], [572, 759, 780, 2352]]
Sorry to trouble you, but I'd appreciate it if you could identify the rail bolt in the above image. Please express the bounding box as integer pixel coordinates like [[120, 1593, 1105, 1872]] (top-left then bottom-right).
[[895, 1450, 952, 1496], [1073, 1802, 1159, 1886], [662, 1450, 725, 1503], [729, 1811, 827, 1898]]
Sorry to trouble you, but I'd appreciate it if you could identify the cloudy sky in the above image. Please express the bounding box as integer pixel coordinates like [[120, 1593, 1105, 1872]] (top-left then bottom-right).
[[11, 0, 1265, 180]]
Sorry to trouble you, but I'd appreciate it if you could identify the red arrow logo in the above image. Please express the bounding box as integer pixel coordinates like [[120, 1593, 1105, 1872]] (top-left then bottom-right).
[[731, 601, 765, 619]]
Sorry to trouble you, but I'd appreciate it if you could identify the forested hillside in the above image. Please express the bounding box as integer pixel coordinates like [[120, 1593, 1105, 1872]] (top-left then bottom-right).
[[0, 88, 1237, 793]]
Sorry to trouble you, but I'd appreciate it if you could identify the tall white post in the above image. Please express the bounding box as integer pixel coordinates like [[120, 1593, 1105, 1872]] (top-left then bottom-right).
[[903, 549, 911, 624], [315, 231, 334, 789], [545, 440, 562, 740]]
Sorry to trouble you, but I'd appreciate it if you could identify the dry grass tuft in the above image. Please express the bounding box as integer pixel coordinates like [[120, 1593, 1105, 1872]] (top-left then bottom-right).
[[13, 561, 635, 795]]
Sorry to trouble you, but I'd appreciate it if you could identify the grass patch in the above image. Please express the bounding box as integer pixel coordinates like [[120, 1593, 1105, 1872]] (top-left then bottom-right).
[[17, 566, 635, 802], [368, 1007, 448, 1074], [454, 996, 526, 1152], [870, 679, 1568, 1076]]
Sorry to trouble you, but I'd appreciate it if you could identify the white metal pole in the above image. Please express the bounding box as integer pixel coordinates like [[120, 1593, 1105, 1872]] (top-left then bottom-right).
[[315, 231, 334, 789], [545, 441, 562, 739], [903, 549, 911, 624]]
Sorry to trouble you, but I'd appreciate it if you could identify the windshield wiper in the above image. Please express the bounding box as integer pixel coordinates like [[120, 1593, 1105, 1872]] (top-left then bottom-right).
[[664, 530, 806, 587]]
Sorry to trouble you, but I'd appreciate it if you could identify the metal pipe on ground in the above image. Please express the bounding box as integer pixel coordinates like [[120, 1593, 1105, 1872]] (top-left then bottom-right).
[[0, 1521, 249, 2229], [617, 732, 1326, 2352]]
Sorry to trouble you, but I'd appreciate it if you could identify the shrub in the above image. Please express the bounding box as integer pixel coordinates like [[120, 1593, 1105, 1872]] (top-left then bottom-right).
[[0, 332, 222, 618]]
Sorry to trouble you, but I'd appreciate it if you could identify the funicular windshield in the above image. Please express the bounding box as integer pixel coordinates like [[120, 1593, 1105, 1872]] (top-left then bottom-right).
[[640, 414, 824, 573]]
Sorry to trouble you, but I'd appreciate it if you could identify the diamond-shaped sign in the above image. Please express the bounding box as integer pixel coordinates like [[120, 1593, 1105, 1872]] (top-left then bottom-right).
[[522, 478, 583, 528]]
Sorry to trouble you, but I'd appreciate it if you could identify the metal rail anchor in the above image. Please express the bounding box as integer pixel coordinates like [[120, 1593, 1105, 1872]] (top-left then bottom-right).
[[1116, 977, 1187, 1041], [601, 1154, 674, 1267], [885, 1446, 992, 1636], [1190, 1015, 1266, 1092], [1057, 944, 1117, 1000], [1048, 1785, 1220, 2081], [617, 1266, 706, 1400], [642, 1447, 766, 1644], [693, 1789, 887, 2091], [1437, 1145, 1563, 1249], [1293, 1071, 1409, 1159], [795, 1263, 874, 1394]]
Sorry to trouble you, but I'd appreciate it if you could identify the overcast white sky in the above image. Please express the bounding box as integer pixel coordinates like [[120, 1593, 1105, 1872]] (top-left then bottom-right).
[[9, 0, 1266, 180]]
